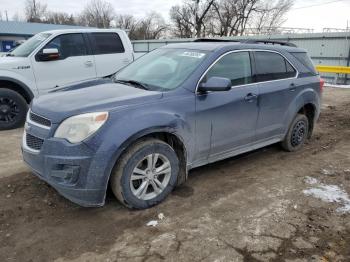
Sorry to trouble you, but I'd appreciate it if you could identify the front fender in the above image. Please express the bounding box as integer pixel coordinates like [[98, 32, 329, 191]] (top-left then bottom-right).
[[98, 109, 192, 157], [0, 69, 37, 97], [84, 97, 195, 188]]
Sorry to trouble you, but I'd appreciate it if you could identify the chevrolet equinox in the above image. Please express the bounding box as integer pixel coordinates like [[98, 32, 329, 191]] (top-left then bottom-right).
[[22, 40, 323, 209]]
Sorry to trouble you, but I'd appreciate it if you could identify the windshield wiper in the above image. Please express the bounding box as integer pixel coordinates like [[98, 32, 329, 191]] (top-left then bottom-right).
[[114, 79, 149, 90], [5, 53, 14, 57]]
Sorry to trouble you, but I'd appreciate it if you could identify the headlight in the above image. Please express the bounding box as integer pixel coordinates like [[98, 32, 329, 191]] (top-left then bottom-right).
[[54, 112, 108, 143]]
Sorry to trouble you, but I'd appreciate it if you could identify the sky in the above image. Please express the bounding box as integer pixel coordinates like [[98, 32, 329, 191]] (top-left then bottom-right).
[[0, 0, 350, 32]]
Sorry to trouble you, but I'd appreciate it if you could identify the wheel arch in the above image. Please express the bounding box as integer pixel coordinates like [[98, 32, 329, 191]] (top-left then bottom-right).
[[297, 102, 317, 138], [106, 127, 188, 191], [0, 77, 34, 103], [283, 87, 320, 138]]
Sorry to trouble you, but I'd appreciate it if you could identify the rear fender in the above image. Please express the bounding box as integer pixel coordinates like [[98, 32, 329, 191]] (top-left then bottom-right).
[[283, 87, 320, 136]]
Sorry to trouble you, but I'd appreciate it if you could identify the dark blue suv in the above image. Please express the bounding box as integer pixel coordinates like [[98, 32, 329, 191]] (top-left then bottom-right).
[[22, 40, 323, 209]]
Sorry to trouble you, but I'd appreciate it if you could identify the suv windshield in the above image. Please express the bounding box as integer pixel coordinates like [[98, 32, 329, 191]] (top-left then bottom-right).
[[114, 48, 209, 91], [9, 33, 52, 57]]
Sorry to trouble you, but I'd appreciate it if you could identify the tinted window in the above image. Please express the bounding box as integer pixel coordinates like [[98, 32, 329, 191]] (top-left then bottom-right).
[[90, 33, 125, 55], [291, 52, 317, 75], [205, 52, 253, 86], [255, 51, 296, 82], [42, 33, 87, 59]]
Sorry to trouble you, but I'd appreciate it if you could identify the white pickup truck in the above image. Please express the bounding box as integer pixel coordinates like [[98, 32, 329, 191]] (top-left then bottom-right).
[[0, 29, 134, 130]]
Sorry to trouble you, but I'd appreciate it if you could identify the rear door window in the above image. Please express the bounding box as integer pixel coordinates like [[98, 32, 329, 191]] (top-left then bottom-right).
[[89, 33, 125, 55], [254, 51, 296, 82], [205, 51, 253, 87]]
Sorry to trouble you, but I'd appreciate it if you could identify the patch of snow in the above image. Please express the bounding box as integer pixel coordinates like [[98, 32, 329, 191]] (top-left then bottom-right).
[[158, 213, 165, 220], [321, 169, 335, 176], [146, 220, 158, 227], [303, 177, 350, 213], [305, 176, 318, 185]]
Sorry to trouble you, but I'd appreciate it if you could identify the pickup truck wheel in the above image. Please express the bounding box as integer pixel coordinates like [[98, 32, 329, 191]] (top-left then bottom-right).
[[281, 114, 309, 152], [0, 88, 28, 130], [110, 138, 179, 209]]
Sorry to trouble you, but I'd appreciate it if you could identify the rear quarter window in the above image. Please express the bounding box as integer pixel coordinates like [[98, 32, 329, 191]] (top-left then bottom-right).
[[90, 33, 125, 55], [290, 52, 317, 75]]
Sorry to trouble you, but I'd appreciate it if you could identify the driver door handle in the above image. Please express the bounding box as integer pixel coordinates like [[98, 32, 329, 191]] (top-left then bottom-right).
[[289, 83, 296, 91], [84, 61, 93, 67], [244, 93, 258, 102]]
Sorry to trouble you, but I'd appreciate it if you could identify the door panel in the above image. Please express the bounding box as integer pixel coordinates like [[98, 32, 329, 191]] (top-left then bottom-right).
[[253, 51, 298, 141], [31, 33, 96, 94], [256, 79, 298, 140], [194, 51, 259, 162], [195, 84, 259, 161], [88, 32, 133, 77]]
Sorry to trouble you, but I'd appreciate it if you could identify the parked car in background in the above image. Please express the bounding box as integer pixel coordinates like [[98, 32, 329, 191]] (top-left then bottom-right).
[[22, 40, 323, 209], [0, 29, 134, 130]]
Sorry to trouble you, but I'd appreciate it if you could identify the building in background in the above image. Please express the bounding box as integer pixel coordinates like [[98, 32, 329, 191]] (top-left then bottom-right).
[[0, 21, 89, 52]]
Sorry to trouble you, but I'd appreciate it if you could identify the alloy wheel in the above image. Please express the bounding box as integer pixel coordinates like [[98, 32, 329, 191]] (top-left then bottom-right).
[[0, 97, 19, 124], [130, 153, 172, 200]]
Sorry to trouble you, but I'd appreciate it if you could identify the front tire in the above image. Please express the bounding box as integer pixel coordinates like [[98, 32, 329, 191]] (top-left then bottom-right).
[[0, 88, 28, 130], [281, 114, 309, 152], [110, 138, 179, 209]]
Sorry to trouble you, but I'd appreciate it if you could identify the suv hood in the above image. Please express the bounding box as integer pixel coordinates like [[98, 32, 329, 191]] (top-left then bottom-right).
[[0, 56, 29, 70], [31, 79, 163, 123]]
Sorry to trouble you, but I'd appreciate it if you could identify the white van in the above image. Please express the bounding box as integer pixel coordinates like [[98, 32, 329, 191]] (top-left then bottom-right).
[[0, 29, 134, 130]]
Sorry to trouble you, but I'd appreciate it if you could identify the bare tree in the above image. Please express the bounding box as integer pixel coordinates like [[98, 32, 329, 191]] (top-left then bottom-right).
[[170, 0, 294, 38], [191, 0, 216, 37], [24, 0, 47, 22], [169, 5, 194, 38], [114, 14, 138, 38], [210, 0, 243, 36], [115, 14, 137, 31], [132, 12, 168, 40], [251, 0, 294, 34], [45, 12, 75, 25], [78, 0, 115, 28], [170, 0, 216, 38]]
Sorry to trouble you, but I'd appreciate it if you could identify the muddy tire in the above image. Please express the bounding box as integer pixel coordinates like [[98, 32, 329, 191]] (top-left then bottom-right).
[[282, 114, 309, 152], [110, 138, 179, 209], [0, 88, 28, 130]]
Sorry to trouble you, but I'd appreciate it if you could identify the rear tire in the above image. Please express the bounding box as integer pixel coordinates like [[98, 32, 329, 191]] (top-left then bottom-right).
[[110, 138, 179, 209], [281, 114, 309, 152], [0, 88, 28, 130]]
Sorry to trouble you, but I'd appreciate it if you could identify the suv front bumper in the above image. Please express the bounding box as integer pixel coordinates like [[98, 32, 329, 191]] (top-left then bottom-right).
[[22, 126, 110, 207]]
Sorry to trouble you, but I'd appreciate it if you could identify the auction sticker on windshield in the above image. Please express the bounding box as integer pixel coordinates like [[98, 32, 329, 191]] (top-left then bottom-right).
[[180, 51, 206, 59]]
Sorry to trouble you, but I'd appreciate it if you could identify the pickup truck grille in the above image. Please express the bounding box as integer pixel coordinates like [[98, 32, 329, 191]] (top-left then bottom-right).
[[26, 133, 44, 151], [30, 112, 51, 127]]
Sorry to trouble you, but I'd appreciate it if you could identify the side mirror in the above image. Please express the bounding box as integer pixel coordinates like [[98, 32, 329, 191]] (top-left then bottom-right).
[[198, 77, 231, 92], [37, 48, 60, 61]]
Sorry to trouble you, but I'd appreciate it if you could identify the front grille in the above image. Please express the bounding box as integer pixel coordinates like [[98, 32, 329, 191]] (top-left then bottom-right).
[[30, 112, 51, 127], [26, 133, 44, 151]]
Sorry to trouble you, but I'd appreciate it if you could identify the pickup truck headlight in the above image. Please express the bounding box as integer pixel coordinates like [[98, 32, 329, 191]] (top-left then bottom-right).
[[54, 112, 108, 143]]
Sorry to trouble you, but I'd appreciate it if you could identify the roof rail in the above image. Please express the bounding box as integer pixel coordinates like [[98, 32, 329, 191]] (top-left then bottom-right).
[[193, 38, 240, 43], [241, 39, 297, 47], [193, 38, 297, 47]]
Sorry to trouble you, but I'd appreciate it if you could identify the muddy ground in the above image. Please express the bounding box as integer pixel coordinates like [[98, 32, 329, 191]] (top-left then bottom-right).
[[0, 88, 349, 262]]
